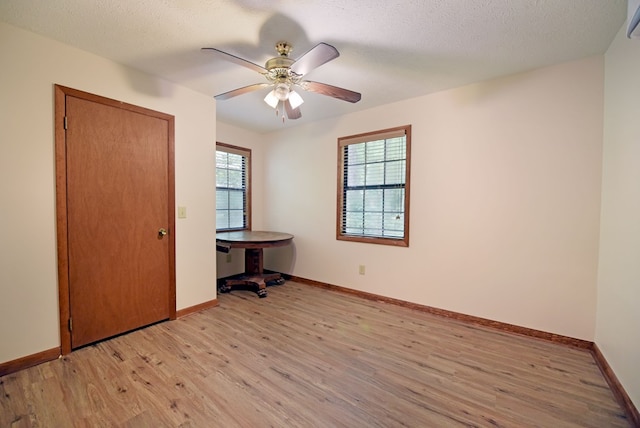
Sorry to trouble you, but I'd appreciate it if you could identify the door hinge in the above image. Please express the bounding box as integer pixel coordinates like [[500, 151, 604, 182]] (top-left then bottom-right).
[[64, 116, 68, 130], [68, 317, 73, 332]]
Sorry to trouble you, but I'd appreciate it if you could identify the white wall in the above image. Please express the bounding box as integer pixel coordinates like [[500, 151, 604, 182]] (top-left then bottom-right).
[[0, 22, 217, 364], [262, 56, 605, 341], [597, 23, 640, 408]]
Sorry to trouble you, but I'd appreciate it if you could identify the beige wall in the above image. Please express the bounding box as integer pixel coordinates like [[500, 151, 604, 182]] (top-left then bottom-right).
[[598, 23, 640, 408], [262, 56, 605, 341], [0, 22, 217, 363]]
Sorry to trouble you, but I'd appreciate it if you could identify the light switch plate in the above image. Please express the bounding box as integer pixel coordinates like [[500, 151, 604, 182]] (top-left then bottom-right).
[[177, 206, 187, 219]]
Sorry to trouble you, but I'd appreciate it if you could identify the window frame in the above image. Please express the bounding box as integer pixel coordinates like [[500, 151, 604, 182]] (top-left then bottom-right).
[[336, 125, 411, 247], [216, 142, 251, 232]]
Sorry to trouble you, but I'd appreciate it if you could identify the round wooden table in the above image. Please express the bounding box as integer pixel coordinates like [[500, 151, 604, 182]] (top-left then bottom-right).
[[216, 231, 293, 298]]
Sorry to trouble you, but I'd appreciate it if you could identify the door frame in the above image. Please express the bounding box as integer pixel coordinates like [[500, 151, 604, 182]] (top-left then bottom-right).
[[54, 85, 177, 354]]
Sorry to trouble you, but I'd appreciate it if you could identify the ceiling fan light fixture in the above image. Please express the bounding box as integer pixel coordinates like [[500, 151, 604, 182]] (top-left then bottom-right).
[[264, 90, 279, 108], [274, 83, 290, 101], [288, 90, 304, 109], [264, 83, 304, 110]]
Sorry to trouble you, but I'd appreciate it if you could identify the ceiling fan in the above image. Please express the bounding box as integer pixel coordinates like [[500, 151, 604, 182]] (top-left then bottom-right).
[[202, 42, 361, 121]]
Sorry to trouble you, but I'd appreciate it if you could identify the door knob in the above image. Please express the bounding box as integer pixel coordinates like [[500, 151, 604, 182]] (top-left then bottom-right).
[[158, 228, 168, 239]]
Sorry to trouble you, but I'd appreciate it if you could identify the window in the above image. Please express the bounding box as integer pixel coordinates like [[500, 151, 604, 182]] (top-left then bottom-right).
[[337, 125, 411, 247], [216, 142, 251, 231]]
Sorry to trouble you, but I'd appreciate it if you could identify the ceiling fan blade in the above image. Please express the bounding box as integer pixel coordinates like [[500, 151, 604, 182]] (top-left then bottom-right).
[[202, 47, 267, 74], [215, 83, 270, 100], [300, 81, 361, 103], [284, 99, 302, 120], [290, 42, 340, 76]]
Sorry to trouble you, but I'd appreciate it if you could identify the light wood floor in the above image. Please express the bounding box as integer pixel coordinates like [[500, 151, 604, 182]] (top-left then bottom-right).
[[1, 282, 631, 427]]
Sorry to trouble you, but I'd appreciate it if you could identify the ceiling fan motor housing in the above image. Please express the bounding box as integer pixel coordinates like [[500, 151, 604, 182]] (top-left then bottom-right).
[[265, 56, 294, 72], [265, 52, 300, 87], [265, 41, 296, 80]]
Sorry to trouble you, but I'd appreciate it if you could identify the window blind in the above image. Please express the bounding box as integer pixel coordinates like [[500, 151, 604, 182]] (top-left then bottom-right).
[[338, 125, 410, 244], [216, 144, 250, 231]]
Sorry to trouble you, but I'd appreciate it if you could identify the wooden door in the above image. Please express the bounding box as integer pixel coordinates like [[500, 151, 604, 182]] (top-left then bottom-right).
[[55, 86, 176, 351]]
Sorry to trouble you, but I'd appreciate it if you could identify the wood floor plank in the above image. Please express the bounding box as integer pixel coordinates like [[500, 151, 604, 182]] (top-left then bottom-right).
[[0, 281, 632, 427]]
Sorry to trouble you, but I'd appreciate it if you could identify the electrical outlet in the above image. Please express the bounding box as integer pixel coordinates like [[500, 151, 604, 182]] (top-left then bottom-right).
[[226, 253, 232, 263], [359, 265, 365, 275]]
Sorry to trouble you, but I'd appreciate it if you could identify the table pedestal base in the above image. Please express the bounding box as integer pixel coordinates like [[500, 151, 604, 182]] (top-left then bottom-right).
[[218, 272, 285, 298]]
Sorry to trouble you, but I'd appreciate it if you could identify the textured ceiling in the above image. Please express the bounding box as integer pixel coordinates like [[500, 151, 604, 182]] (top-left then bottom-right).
[[0, 0, 627, 133]]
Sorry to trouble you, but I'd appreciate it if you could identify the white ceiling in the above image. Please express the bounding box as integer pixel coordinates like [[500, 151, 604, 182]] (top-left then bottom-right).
[[0, 0, 627, 133]]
